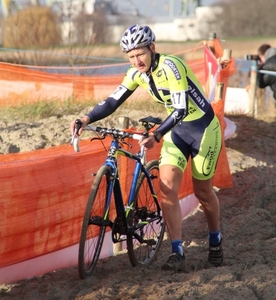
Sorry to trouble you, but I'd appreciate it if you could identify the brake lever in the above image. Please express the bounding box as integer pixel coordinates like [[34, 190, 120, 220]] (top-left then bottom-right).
[[121, 140, 132, 148], [70, 119, 82, 152]]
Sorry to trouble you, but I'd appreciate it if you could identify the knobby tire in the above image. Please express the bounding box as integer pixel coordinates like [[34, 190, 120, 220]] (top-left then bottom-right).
[[78, 166, 111, 279]]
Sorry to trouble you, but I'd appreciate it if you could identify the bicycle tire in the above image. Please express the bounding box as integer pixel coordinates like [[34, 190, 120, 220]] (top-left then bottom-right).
[[78, 165, 111, 279], [127, 159, 165, 266]]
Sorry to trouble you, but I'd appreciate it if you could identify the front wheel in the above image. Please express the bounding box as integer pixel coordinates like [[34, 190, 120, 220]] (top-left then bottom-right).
[[78, 166, 111, 279], [127, 160, 165, 266]]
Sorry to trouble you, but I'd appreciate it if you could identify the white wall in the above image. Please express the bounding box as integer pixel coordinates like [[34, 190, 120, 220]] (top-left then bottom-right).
[[107, 6, 222, 43]]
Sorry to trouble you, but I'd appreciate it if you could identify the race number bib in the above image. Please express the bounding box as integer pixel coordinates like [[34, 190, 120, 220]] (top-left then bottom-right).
[[171, 91, 186, 109], [109, 85, 128, 100]]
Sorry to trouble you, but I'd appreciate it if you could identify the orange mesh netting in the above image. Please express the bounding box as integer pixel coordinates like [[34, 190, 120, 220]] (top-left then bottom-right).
[[0, 40, 235, 269], [0, 62, 125, 106], [0, 59, 205, 107], [0, 44, 205, 107]]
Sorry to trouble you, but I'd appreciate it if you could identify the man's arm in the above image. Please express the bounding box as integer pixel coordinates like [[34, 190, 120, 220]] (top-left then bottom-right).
[[257, 57, 276, 88], [85, 86, 134, 124], [257, 70, 274, 88]]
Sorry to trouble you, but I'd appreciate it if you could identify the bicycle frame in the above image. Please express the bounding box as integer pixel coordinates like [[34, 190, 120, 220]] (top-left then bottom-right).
[[101, 138, 159, 240]]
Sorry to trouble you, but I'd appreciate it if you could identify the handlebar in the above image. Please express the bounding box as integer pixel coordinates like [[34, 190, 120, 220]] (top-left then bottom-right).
[[70, 116, 162, 153], [84, 125, 142, 140]]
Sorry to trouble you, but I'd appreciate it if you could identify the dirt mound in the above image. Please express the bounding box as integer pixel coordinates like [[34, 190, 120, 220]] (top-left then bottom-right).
[[1, 114, 276, 300]]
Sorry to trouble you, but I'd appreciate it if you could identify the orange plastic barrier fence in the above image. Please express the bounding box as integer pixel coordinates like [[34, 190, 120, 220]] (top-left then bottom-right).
[[0, 40, 235, 270], [0, 57, 205, 107], [0, 63, 123, 106]]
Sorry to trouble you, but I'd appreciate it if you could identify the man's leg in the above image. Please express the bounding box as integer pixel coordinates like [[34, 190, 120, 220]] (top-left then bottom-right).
[[192, 177, 220, 232], [193, 177, 223, 266], [159, 164, 186, 271]]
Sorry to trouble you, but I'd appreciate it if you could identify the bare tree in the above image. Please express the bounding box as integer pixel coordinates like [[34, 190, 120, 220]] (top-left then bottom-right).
[[1, 1, 110, 69], [91, 6, 111, 44], [211, 0, 276, 37], [2, 6, 61, 64]]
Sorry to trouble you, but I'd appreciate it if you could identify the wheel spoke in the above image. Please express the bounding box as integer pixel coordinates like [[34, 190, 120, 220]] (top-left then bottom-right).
[[127, 160, 165, 266]]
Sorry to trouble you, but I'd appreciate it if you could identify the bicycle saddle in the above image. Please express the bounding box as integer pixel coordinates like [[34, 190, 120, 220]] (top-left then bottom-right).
[[139, 116, 162, 124]]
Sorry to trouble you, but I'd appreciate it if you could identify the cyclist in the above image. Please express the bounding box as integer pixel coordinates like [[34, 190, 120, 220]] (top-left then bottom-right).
[[71, 24, 223, 271]]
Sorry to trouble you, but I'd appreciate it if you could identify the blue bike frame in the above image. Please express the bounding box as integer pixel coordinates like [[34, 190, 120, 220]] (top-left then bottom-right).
[[103, 139, 157, 228]]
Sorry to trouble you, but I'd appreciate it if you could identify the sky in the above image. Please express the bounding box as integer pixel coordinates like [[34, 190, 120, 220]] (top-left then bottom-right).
[[0, 0, 226, 18], [104, 0, 224, 17]]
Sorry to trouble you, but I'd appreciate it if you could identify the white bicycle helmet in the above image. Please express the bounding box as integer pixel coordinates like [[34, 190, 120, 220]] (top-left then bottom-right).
[[120, 24, 156, 53]]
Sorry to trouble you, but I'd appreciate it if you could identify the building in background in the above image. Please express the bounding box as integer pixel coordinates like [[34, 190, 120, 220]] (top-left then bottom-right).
[[93, 0, 222, 42], [0, 0, 222, 44]]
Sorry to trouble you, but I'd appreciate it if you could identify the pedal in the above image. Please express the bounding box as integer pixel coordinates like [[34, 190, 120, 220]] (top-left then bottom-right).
[[112, 216, 128, 241]]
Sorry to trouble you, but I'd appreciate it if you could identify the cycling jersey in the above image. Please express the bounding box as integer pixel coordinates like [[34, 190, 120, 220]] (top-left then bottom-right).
[[87, 53, 212, 136], [86, 53, 221, 179]]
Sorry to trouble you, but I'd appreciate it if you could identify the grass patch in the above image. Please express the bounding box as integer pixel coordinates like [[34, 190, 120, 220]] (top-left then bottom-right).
[[0, 96, 167, 123], [122, 98, 166, 114], [0, 97, 95, 122]]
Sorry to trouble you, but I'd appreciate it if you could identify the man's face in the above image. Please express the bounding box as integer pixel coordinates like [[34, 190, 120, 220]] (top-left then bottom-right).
[[259, 54, 266, 63], [126, 44, 155, 73]]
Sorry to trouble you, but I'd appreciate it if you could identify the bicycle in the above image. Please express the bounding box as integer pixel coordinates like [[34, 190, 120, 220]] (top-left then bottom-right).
[[71, 116, 166, 279]]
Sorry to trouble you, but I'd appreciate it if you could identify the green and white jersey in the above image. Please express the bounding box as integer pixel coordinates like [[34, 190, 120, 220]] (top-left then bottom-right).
[[120, 53, 211, 122], [87, 53, 213, 138]]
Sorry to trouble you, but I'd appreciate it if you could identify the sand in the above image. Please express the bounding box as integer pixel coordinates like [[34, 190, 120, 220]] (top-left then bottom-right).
[[1, 38, 276, 299], [1, 109, 276, 299]]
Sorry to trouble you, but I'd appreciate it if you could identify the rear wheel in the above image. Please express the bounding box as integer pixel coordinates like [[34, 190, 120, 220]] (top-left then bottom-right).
[[127, 160, 165, 266], [78, 166, 111, 279]]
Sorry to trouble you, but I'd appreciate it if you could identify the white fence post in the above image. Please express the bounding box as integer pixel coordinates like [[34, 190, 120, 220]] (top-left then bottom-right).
[[249, 61, 258, 117]]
